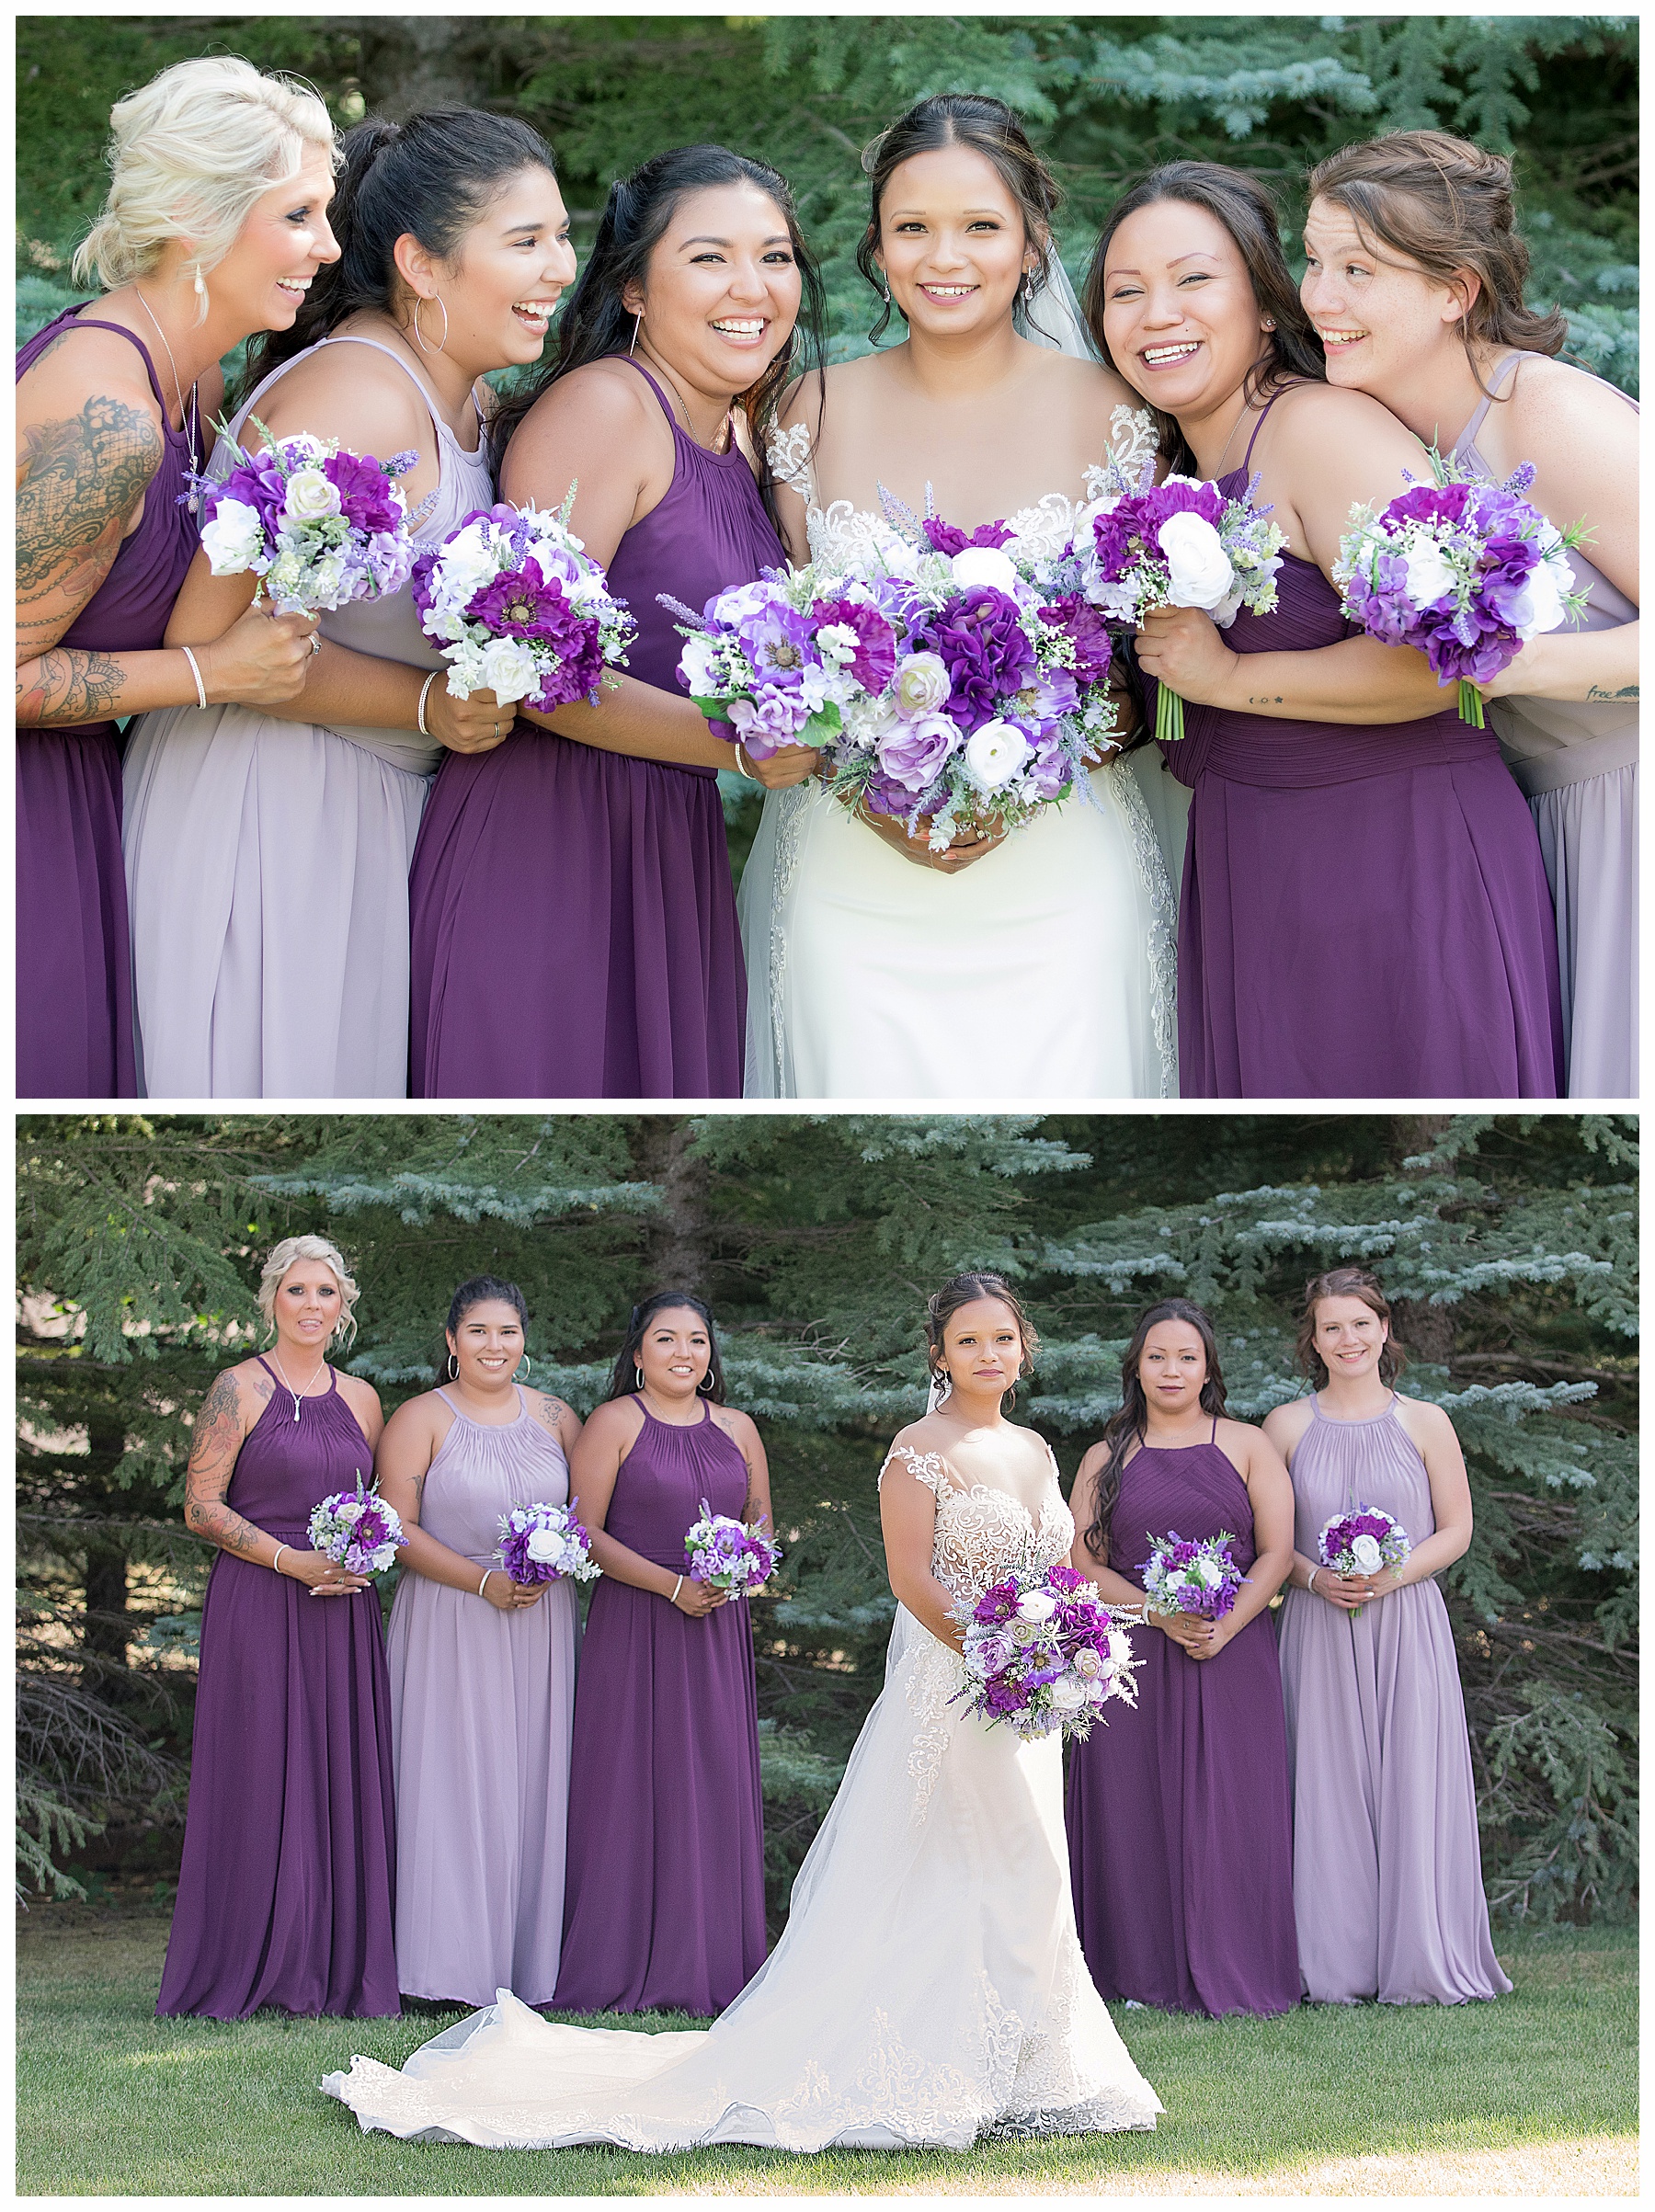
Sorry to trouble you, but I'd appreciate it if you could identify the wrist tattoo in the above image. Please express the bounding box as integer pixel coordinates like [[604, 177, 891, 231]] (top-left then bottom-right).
[[17, 646, 127, 726]]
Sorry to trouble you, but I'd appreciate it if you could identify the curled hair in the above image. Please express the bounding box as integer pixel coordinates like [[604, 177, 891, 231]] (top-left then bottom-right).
[[242, 107, 556, 393], [72, 55, 335, 310], [256, 1234, 360, 1350], [1307, 130, 1569, 386], [924, 1271, 1040, 1408], [1084, 162, 1325, 472], [857, 93, 1061, 347], [1295, 1265, 1407, 1389], [492, 143, 827, 502], [605, 1290, 727, 1406], [445, 1274, 530, 1341], [1081, 1299, 1226, 1563]]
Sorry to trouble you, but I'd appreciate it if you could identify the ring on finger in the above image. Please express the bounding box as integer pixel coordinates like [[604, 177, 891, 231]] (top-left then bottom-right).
[[309, 634, 322, 656]]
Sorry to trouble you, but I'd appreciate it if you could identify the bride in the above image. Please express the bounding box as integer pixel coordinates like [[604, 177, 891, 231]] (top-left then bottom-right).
[[322, 1272, 1162, 2150], [741, 95, 1179, 1100]]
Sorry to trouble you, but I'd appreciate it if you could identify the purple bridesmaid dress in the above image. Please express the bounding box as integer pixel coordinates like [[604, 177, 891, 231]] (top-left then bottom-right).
[[156, 1361, 398, 2019], [554, 1397, 767, 2016], [16, 310, 199, 1098], [1066, 1423, 1300, 2017], [1163, 393, 1564, 1099], [409, 359, 781, 1098]]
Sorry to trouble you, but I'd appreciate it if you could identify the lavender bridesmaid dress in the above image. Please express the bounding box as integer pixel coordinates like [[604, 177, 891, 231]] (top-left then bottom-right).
[[1164, 392, 1564, 1098], [156, 1362, 397, 2018], [1277, 1395, 1512, 2005], [1066, 1423, 1300, 2016], [16, 310, 198, 1098], [553, 1397, 766, 2015], [410, 359, 776, 1098]]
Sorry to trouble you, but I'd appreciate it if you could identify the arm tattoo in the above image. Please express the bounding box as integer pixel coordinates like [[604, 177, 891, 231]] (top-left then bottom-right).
[[1587, 683, 1638, 701], [17, 646, 129, 726], [17, 395, 162, 606], [183, 1370, 267, 1559]]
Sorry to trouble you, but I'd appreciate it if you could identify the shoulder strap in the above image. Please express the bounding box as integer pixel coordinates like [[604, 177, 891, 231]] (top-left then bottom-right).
[[20, 311, 169, 416], [1457, 350, 1527, 448], [1239, 382, 1302, 473], [1209, 1413, 1218, 1444], [616, 353, 680, 428]]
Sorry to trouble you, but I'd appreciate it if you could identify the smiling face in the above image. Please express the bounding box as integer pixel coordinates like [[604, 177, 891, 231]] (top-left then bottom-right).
[[636, 1306, 713, 1400], [1137, 1318, 1208, 1415], [1312, 1294, 1388, 1382], [623, 180, 802, 398], [415, 163, 577, 376], [447, 1297, 526, 1389], [1301, 192, 1473, 398], [1099, 196, 1270, 420], [272, 1260, 344, 1356], [937, 1296, 1025, 1398], [875, 140, 1037, 343], [206, 141, 340, 335]]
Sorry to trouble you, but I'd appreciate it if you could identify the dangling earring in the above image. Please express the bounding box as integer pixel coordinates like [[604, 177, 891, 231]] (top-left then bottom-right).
[[515, 1352, 532, 1380], [698, 1373, 714, 1395], [882, 282, 890, 304], [413, 294, 450, 356], [447, 1353, 460, 1380], [630, 311, 643, 358], [192, 263, 206, 301], [634, 1365, 645, 1392], [927, 1366, 953, 1413]]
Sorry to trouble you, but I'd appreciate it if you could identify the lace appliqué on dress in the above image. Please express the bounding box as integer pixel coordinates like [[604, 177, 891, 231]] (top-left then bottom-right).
[[1107, 760, 1178, 1095]]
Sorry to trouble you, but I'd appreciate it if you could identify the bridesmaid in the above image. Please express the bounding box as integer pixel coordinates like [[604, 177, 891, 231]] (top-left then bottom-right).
[[409, 145, 824, 1099], [554, 1293, 771, 2015], [1303, 132, 1638, 1098], [158, 1236, 395, 2018], [1264, 1267, 1512, 2006], [1085, 163, 1563, 1099], [375, 1275, 583, 2006], [123, 108, 561, 1097], [1067, 1298, 1300, 2017], [16, 57, 333, 1098]]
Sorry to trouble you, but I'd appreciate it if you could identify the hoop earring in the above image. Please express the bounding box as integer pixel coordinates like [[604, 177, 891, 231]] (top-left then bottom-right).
[[447, 1354, 459, 1380], [630, 311, 642, 358], [926, 1367, 953, 1413], [413, 294, 450, 356], [698, 1373, 714, 1395], [634, 1365, 645, 1391], [515, 1353, 531, 1380]]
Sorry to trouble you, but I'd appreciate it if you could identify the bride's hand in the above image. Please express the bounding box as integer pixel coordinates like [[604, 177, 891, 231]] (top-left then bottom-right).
[[859, 808, 1008, 874], [736, 741, 819, 791]]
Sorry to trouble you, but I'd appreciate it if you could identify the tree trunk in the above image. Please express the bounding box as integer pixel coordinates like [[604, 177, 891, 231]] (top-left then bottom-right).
[[631, 1117, 712, 1295], [349, 17, 493, 117]]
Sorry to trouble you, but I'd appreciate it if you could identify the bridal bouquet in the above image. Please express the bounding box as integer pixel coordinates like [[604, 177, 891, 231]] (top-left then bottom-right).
[[1318, 1503, 1411, 1618], [1138, 1530, 1244, 1621], [307, 1472, 407, 1577], [196, 421, 418, 613], [952, 1563, 1138, 1742], [684, 1502, 782, 1595], [412, 492, 635, 708], [496, 1500, 600, 1586], [1333, 450, 1589, 726], [676, 511, 1120, 851]]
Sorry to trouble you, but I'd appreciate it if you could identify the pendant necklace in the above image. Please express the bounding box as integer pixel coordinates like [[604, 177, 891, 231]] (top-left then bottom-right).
[[133, 285, 201, 508], [268, 1349, 327, 1422]]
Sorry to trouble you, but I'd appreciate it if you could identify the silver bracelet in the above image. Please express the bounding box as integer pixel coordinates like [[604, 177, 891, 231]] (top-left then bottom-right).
[[734, 741, 755, 779], [271, 1544, 291, 1577], [668, 1574, 683, 1607], [180, 645, 208, 710], [478, 1568, 495, 1599], [417, 670, 439, 738]]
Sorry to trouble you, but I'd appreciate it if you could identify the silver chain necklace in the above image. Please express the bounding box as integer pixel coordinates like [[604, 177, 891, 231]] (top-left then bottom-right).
[[132, 285, 201, 508], [268, 1349, 328, 1422]]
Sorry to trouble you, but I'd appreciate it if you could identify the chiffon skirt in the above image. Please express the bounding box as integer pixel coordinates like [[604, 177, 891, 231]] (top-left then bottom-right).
[[1530, 760, 1637, 1098], [17, 728, 137, 1098]]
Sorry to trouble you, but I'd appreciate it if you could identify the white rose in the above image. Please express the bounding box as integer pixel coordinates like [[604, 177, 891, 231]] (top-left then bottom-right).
[[1158, 510, 1237, 610], [1510, 553, 1570, 640], [200, 498, 266, 575], [477, 634, 542, 702], [525, 1527, 562, 1563], [1015, 1589, 1056, 1624], [337, 1500, 364, 1524], [1350, 1532, 1385, 1574], [1400, 533, 1455, 610], [894, 651, 952, 718], [1193, 1556, 1224, 1590], [963, 718, 1033, 792], [951, 544, 1019, 596], [282, 466, 343, 525], [1048, 1676, 1087, 1711], [1107, 1627, 1133, 1667]]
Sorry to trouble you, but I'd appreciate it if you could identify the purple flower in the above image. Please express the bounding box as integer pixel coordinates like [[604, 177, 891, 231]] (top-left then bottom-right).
[[1024, 730, 1071, 802], [911, 589, 1035, 730], [737, 599, 818, 690], [325, 449, 407, 535], [876, 710, 957, 793], [811, 597, 897, 691], [1040, 593, 1114, 687], [923, 517, 1013, 556], [1092, 479, 1225, 582]]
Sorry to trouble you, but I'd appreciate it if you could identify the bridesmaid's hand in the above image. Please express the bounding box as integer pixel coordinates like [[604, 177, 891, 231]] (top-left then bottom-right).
[[1189, 1613, 1237, 1661], [481, 1571, 546, 1611], [1308, 1564, 1371, 1613], [1152, 1606, 1214, 1656], [1135, 606, 1241, 708], [197, 603, 320, 707], [284, 1547, 372, 1596], [429, 682, 516, 755], [739, 741, 819, 790], [671, 1577, 726, 1617], [858, 806, 1008, 874]]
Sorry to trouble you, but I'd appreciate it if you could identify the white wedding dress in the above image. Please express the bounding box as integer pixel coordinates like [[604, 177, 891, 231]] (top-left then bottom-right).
[[738, 430, 1180, 1100], [321, 1442, 1162, 2152]]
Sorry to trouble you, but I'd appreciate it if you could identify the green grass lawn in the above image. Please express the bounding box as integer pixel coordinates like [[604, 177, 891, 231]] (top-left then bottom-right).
[[17, 1905, 1636, 2195]]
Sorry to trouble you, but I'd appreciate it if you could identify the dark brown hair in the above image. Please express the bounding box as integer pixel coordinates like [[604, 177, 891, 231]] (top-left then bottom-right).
[[858, 94, 1061, 347], [925, 1271, 1040, 1409], [606, 1290, 726, 1406], [1083, 161, 1325, 472], [1081, 1298, 1227, 1563], [1307, 129, 1569, 386], [1295, 1265, 1407, 1388]]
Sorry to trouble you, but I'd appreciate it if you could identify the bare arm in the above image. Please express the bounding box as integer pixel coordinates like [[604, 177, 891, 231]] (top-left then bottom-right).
[[718, 1408, 774, 1533], [1191, 1425, 1295, 1659], [569, 1400, 725, 1616], [182, 1366, 368, 1594], [879, 1452, 962, 1653], [1343, 1400, 1473, 1606]]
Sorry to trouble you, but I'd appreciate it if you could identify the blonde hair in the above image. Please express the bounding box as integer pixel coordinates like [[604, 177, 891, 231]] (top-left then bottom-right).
[[72, 55, 336, 302], [257, 1235, 360, 1350]]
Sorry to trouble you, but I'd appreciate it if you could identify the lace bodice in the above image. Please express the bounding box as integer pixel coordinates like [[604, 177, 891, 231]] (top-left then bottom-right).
[[879, 1443, 1074, 1604]]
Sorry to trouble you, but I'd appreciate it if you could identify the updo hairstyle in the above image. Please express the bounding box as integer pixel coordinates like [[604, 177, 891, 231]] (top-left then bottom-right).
[[446, 1274, 530, 1340], [924, 1271, 1041, 1402], [1295, 1264, 1407, 1388], [256, 1233, 360, 1349]]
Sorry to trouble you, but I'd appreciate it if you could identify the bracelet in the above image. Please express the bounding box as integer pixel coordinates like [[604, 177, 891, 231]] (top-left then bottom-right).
[[272, 1545, 291, 1578], [180, 645, 208, 710], [417, 670, 439, 738], [668, 1574, 683, 1607], [479, 1569, 495, 1599], [1308, 1567, 1323, 1597], [734, 741, 755, 779]]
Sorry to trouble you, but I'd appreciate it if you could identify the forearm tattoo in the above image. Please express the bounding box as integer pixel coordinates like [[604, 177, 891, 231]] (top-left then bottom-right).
[[17, 646, 128, 725], [183, 1371, 265, 1559]]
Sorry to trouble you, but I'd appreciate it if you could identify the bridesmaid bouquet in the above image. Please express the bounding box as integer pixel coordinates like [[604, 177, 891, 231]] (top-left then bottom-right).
[[1333, 450, 1589, 726], [412, 491, 635, 708], [496, 1500, 600, 1586], [1318, 1504, 1411, 1618], [195, 420, 417, 613], [1138, 1530, 1244, 1621], [307, 1472, 407, 1577], [952, 1564, 1138, 1743], [684, 1503, 782, 1595]]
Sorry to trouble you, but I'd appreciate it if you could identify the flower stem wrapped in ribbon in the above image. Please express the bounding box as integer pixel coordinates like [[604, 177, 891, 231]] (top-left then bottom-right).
[[1138, 1530, 1244, 1621], [412, 486, 635, 711], [684, 1500, 782, 1595], [951, 1563, 1138, 1742], [496, 1500, 601, 1586], [194, 417, 418, 613], [1317, 1503, 1411, 1619], [307, 1470, 407, 1577], [1333, 448, 1590, 726]]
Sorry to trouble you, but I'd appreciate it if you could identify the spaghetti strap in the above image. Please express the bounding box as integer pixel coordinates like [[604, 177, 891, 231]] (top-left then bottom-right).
[[1209, 1414, 1218, 1443], [1239, 383, 1300, 473], [315, 332, 484, 451], [616, 354, 680, 426], [1456, 350, 1528, 450], [21, 313, 173, 422]]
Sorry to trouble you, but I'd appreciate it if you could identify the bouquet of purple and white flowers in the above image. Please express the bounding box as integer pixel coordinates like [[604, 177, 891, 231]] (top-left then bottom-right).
[[952, 1563, 1138, 1742], [1318, 1503, 1411, 1618], [1333, 450, 1589, 725], [307, 1471, 407, 1577], [684, 1501, 782, 1595], [413, 490, 635, 710], [1138, 1530, 1244, 1621], [196, 420, 417, 613], [496, 1499, 601, 1586]]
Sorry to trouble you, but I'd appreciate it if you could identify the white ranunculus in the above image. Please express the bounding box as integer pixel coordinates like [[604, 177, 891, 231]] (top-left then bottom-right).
[[894, 651, 952, 718], [962, 718, 1032, 792], [1158, 510, 1236, 610], [951, 544, 1019, 596], [1016, 1588, 1056, 1624], [1071, 1645, 1102, 1679], [477, 634, 542, 702], [200, 498, 266, 575], [1350, 1532, 1385, 1574], [1510, 552, 1571, 640], [282, 466, 343, 524], [525, 1527, 563, 1563], [1048, 1676, 1087, 1711], [1400, 532, 1455, 610]]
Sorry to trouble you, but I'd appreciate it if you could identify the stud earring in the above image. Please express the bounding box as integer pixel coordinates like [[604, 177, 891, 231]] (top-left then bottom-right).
[[1261, 316, 1275, 331]]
